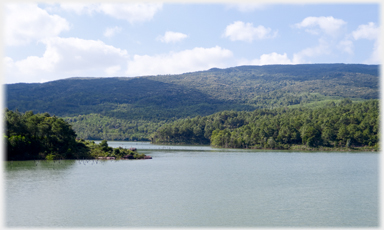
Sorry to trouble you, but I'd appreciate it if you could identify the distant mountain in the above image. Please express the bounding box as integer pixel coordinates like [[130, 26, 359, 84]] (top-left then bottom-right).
[[6, 64, 379, 140]]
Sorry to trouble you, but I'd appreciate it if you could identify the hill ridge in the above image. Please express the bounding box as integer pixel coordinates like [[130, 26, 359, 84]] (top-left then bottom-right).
[[6, 63, 379, 140]]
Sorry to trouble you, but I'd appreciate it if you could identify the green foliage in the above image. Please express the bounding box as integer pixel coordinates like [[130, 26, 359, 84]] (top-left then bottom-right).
[[152, 100, 379, 150], [4, 110, 147, 160], [45, 154, 57, 160], [75, 139, 142, 159], [99, 140, 113, 152], [5, 109, 79, 160], [63, 113, 166, 141], [6, 64, 379, 141]]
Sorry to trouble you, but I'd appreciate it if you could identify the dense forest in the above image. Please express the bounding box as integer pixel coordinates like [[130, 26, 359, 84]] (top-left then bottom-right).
[[6, 64, 379, 140], [5, 109, 147, 161], [151, 99, 379, 151], [64, 114, 166, 141]]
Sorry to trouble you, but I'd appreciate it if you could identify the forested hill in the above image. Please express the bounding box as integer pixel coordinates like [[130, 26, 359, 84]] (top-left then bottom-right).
[[151, 99, 379, 151], [6, 64, 379, 140]]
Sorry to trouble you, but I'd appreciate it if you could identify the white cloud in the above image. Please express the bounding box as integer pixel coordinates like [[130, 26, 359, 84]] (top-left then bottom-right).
[[104, 26, 122, 38], [60, 3, 162, 23], [5, 4, 70, 46], [338, 39, 354, 54], [224, 21, 277, 42], [292, 38, 331, 63], [352, 22, 379, 40], [5, 37, 129, 83], [126, 46, 233, 76], [105, 65, 122, 76], [294, 16, 346, 36], [100, 4, 162, 23], [157, 31, 188, 43], [225, 3, 266, 12], [59, 3, 99, 15], [352, 22, 380, 64], [366, 41, 381, 64], [238, 52, 297, 66], [5, 42, 235, 82], [292, 16, 358, 63]]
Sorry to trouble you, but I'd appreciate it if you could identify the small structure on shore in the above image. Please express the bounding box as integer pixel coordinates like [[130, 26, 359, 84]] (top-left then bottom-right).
[[129, 147, 137, 151], [98, 156, 116, 160]]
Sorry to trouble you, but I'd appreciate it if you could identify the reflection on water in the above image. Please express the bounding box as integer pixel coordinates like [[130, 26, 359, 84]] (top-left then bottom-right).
[[4, 142, 378, 228], [5, 159, 76, 172]]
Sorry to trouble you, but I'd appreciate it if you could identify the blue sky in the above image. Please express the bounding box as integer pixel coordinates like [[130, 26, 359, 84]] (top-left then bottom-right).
[[4, 2, 380, 84]]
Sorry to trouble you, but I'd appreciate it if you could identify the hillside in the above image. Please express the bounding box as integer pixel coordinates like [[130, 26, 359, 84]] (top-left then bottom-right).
[[6, 64, 379, 140]]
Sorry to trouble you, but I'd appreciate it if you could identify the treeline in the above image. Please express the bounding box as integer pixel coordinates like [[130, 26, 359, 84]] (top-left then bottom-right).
[[64, 92, 343, 141], [64, 93, 324, 141], [5, 109, 145, 160], [64, 113, 167, 141], [151, 99, 379, 150], [150, 110, 249, 145]]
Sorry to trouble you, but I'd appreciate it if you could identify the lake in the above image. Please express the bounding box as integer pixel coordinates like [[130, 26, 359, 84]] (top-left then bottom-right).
[[4, 141, 379, 227]]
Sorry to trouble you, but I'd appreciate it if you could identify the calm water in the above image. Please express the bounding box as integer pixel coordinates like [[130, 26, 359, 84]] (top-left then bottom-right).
[[4, 142, 379, 227]]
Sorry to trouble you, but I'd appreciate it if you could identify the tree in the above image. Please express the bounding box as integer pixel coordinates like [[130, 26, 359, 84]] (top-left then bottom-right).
[[301, 125, 321, 147], [337, 125, 349, 146], [99, 140, 113, 152], [5, 109, 79, 160], [267, 137, 276, 148], [321, 127, 336, 146]]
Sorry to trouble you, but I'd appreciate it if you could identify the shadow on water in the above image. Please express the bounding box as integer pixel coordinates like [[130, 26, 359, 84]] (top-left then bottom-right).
[[4, 158, 124, 173], [5, 160, 76, 172]]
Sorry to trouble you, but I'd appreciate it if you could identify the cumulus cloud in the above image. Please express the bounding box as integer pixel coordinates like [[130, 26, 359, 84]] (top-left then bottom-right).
[[126, 46, 233, 76], [352, 22, 379, 40], [292, 19, 380, 64], [5, 43, 235, 82], [5, 37, 129, 83], [334, 23, 379, 57], [60, 3, 162, 23], [224, 21, 277, 42], [157, 31, 188, 43], [294, 16, 346, 36], [104, 26, 122, 38], [291, 16, 353, 63], [238, 52, 297, 66], [352, 22, 380, 64], [5, 4, 70, 46]]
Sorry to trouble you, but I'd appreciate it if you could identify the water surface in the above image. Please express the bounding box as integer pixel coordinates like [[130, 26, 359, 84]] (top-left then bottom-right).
[[5, 142, 378, 227]]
